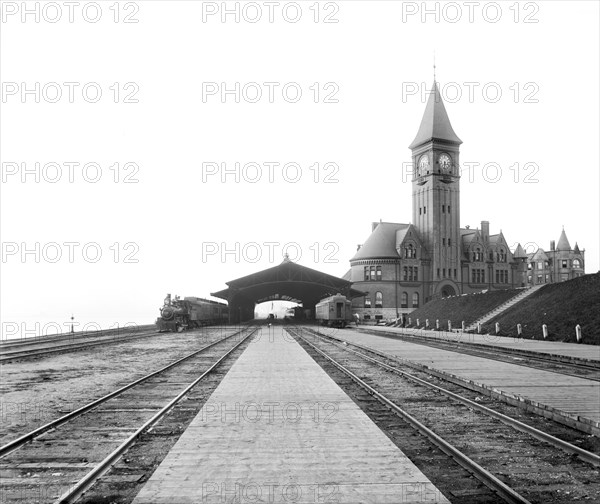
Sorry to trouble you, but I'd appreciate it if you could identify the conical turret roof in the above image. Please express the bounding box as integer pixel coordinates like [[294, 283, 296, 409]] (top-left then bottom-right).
[[513, 243, 527, 258], [557, 228, 571, 251], [409, 81, 462, 149]]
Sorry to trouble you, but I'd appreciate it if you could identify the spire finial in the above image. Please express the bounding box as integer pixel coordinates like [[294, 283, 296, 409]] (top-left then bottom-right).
[[433, 51, 436, 81]]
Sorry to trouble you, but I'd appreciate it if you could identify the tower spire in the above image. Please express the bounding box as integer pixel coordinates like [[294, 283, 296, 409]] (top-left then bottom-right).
[[433, 51, 436, 81], [409, 77, 462, 149]]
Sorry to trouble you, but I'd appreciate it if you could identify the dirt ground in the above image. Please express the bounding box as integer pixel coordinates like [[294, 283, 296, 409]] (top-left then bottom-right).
[[0, 327, 237, 445]]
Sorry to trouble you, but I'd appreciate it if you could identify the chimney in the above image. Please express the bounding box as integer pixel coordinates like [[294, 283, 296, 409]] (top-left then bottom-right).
[[481, 221, 489, 242], [550, 240, 555, 251]]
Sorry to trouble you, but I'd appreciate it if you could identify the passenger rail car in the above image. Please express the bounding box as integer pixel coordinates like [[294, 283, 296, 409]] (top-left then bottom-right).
[[156, 294, 228, 332], [315, 294, 353, 328]]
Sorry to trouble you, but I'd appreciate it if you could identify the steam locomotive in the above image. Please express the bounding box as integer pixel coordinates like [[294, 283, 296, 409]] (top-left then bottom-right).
[[156, 294, 229, 332], [315, 294, 353, 328]]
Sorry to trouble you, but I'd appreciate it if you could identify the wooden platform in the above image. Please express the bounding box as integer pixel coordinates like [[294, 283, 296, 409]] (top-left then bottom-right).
[[364, 325, 600, 362], [337, 329, 600, 434], [132, 327, 449, 504]]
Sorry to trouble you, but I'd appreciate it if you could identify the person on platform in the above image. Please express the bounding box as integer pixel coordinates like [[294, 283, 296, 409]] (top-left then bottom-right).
[[354, 313, 360, 326]]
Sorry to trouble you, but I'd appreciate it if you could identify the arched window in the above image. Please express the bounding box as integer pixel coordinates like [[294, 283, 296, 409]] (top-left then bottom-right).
[[573, 259, 581, 268], [412, 292, 419, 308], [405, 244, 415, 258], [499, 249, 506, 262], [401, 292, 408, 308], [364, 296, 371, 308], [375, 292, 383, 308]]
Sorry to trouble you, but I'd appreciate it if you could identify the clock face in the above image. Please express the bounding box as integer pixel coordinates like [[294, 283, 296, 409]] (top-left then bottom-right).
[[418, 155, 430, 175], [439, 153, 452, 173]]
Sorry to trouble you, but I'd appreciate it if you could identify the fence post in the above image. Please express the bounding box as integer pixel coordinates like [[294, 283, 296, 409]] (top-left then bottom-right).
[[576, 324, 582, 343], [436, 319, 440, 330], [477, 322, 481, 334], [426, 319, 429, 329], [495, 322, 500, 335], [448, 320, 452, 331], [542, 324, 548, 339], [517, 323, 522, 338], [462, 321, 465, 332]]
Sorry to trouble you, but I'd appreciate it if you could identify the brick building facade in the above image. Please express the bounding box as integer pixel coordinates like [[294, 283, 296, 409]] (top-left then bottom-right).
[[348, 81, 585, 322]]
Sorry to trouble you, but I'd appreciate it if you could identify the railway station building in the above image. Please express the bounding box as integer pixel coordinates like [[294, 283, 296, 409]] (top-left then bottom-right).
[[348, 80, 585, 321]]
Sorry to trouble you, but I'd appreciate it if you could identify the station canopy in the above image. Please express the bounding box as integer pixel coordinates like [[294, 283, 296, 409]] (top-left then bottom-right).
[[211, 257, 364, 322]]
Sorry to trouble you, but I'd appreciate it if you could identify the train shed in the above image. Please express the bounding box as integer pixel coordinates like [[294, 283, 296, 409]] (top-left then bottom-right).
[[211, 257, 364, 323]]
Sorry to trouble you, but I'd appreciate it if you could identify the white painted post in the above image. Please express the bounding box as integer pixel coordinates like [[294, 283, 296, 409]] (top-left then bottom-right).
[[426, 319, 429, 328], [576, 324, 582, 343], [436, 319, 440, 330], [408, 317, 412, 326], [462, 321, 466, 332], [517, 323, 522, 337], [416, 318, 420, 327], [542, 324, 548, 339], [495, 322, 500, 335], [448, 320, 452, 331], [477, 322, 481, 334]]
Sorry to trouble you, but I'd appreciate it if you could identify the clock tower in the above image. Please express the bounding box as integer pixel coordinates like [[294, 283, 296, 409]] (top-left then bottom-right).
[[409, 80, 462, 298]]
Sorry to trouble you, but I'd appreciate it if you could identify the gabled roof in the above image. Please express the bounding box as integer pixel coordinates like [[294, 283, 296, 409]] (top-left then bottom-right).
[[557, 228, 571, 251], [409, 81, 462, 150], [461, 228, 481, 245], [211, 259, 365, 303], [489, 232, 509, 248], [531, 248, 550, 262], [396, 223, 422, 247], [351, 222, 408, 261]]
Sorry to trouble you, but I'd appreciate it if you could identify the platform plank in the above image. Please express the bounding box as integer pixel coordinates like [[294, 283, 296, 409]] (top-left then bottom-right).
[[132, 328, 449, 504], [336, 329, 600, 427], [365, 325, 600, 361]]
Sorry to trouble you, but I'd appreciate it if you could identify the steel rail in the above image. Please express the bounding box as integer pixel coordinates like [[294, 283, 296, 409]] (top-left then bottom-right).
[[0, 327, 250, 458], [54, 327, 258, 504], [0, 324, 155, 349], [304, 327, 600, 467], [289, 327, 533, 504], [358, 327, 600, 372], [0, 329, 164, 364]]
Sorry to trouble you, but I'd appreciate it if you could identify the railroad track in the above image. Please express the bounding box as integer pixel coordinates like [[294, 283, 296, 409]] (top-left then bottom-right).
[[288, 327, 600, 504], [0, 326, 258, 503], [0, 324, 240, 364], [0, 325, 156, 350], [354, 327, 600, 381], [0, 328, 168, 364]]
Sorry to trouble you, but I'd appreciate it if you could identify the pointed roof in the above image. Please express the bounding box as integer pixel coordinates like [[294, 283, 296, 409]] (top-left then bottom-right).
[[409, 81, 462, 149], [396, 223, 421, 246], [351, 222, 408, 261], [557, 228, 571, 251], [574, 243, 581, 254], [513, 243, 528, 258], [531, 248, 549, 262]]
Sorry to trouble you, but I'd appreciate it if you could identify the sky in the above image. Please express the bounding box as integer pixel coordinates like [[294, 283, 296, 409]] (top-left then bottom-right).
[[1, 0, 599, 338]]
